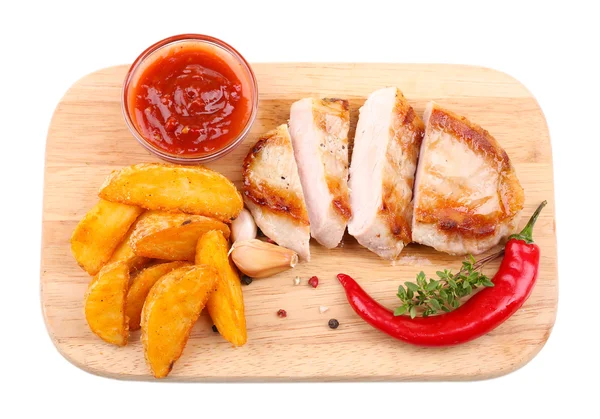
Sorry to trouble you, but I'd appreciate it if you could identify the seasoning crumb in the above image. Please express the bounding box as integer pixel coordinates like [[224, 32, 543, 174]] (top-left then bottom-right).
[[212, 325, 218, 333], [241, 275, 253, 286], [319, 306, 329, 314], [181, 219, 192, 226], [293, 276, 301, 286], [328, 319, 339, 329], [277, 309, 287, 318], [308, 276, 319, 288]]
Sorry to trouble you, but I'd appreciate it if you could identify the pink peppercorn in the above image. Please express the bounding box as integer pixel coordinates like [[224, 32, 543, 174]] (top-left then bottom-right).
[[277, 309, 287, 318]]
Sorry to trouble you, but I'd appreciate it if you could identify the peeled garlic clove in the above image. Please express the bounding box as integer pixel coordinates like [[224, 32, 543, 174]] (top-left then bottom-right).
[[231, 208, 257, 243], [230, 239, 298, 279]]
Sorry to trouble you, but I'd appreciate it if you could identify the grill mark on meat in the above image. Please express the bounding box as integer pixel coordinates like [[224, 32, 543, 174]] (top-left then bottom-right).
[[428, 107, 510, 169], [326, 175, 351, 220], [415, 205, 500, 238]]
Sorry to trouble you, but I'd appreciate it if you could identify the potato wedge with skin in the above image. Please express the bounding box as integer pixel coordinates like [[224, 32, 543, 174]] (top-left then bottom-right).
[[130, 211, 230, 261], [71, 200, 144, 275], [107, 212, 151, 271], [126, 261, 190, 331], [142, 265, 218, 378], [196, 230, 247, 347], [84, 262, 130, 346], [99, 163, 243, 222]]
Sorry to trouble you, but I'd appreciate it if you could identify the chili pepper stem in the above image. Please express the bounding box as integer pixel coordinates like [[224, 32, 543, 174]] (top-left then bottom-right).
[[508, 200, 547, 244]]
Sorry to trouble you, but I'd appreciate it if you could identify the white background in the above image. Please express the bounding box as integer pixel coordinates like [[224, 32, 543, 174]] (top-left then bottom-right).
[[2, 0, 598, 417]]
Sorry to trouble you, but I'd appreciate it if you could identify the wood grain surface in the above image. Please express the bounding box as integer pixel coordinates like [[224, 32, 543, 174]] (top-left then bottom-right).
[[41, 63, 558, 381]]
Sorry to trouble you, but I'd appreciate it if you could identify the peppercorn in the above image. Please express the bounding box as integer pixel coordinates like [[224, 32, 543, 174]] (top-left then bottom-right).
[[308, 276, 319, 288], [212, 325, 218, 333], [328, 319, 339, 329], [241, 275, 253, 285], [277, 309, 287, 318]]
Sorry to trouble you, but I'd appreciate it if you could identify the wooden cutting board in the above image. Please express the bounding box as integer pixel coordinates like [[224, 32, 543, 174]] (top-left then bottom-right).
[[41, 63, 558, 381]]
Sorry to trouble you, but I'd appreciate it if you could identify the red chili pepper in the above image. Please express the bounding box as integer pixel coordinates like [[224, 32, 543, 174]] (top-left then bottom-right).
[[337, 201, 547, 347]]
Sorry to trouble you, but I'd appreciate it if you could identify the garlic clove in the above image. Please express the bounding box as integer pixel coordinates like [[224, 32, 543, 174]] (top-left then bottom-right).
[[231, 208, 257, 243], [230, 239, 298, 278]]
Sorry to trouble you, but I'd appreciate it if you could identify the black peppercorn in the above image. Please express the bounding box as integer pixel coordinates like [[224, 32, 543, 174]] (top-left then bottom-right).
[[328, 319, 340, 329], [212, 325, 218, 333], [241, 275, 253, 285]]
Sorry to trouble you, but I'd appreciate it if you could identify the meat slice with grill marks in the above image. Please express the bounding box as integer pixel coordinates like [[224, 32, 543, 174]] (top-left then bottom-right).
[[242, 124, 311, 260], [412, 102, 525, 255], [348, 87, 424, 260], [288, 97, 351, 249]]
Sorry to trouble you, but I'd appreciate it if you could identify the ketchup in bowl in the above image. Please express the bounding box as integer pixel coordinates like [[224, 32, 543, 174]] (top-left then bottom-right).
[[123, 35, 258, 163]]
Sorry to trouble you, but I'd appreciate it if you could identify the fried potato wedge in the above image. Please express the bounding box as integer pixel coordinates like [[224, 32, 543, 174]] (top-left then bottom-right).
[[126, 261, 190, 331], [84, 262, 130, 346], [196, 230, 247, 347], [141, 265, 218, 378], [107, 212, 151, 271], [130, 211, 230, 261], [99, 163, 243, 222], [71, 200, 144, 275]]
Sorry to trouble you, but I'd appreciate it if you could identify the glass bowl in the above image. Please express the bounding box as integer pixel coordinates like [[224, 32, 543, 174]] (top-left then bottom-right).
[[122, 34, 258, 164]]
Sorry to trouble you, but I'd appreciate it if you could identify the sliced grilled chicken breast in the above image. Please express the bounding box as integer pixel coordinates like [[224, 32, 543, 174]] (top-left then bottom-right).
[[242, 124, 311, 261], [412, 102, 525, 255], [288, 98, 351, 249], [348, 87, 424, 260]]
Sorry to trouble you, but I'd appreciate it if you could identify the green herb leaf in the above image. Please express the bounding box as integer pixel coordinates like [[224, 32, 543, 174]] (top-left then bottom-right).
[[397, 286, 407, 298], [405, 282, 419, 292], [409, 306, 417, 319], [480, 277, 495, 287], [394, 305, 408, 316], [426, 280, 439, 291], [439, 288, 448, 300], [417, 273, 426, 287]]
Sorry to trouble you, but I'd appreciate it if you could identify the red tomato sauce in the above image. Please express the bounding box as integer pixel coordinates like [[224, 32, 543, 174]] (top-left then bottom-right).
[[131, 45, 252, 156]]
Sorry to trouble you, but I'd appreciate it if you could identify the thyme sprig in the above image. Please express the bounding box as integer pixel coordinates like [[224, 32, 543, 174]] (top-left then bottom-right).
[[395, 251, 503, 318]]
